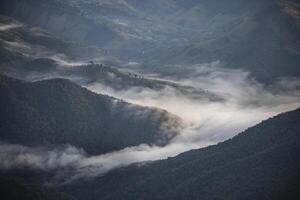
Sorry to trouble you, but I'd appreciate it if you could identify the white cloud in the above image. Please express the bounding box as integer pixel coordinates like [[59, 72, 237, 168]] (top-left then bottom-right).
[[1, 63, 300, 183]]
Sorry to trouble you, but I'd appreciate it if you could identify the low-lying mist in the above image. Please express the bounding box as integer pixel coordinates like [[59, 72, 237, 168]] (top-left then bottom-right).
[[1, 63, 300, 183], [87, 64, 300, 143]]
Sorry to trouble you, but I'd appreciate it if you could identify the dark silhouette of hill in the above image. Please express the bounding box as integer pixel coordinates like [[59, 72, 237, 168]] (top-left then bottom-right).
[[0, 1, 299, 199], [0, 174, 75, 200], [0, 74, 181, 154], [60, 108, 300, 200]]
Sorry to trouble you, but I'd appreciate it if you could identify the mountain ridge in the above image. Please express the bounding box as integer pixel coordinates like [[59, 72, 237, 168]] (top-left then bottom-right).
[[0, 74, 181, 155], [59, 107, 300, 200]]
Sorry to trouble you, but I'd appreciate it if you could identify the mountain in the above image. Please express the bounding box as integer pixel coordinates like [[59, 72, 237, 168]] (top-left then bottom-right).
[[0, 15, 220, 102], [0, 15, 107, 77], [0, 1, 299, 199], [60, 108, 300, 200], [0, 74, 181, 154], [0, 0, 132, 57], [148, 0, 300, 82], [1, 0, 299, 82], [0, 17, 220, 102], [0, 174, 75, 200], [60, 63, 222, 101]]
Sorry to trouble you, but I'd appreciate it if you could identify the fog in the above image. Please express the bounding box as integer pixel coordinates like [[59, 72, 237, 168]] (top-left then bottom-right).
[[0, 23, 22, 31], [1, 63, 299, 182], [0, 142, 208, 183], [87, 64, 300, 142], [49, 55, 89, 67]]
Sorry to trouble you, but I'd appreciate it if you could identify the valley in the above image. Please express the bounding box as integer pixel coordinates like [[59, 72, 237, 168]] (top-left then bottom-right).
[[0, 0, 299, 199]]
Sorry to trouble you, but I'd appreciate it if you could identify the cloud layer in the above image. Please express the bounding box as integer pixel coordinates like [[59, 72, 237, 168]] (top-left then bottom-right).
[[1, 63, 300, 182], [87, 64, 300, 142]]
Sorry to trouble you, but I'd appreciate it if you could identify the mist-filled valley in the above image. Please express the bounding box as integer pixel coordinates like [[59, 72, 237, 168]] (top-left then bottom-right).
[[0, 0, 300, 200]]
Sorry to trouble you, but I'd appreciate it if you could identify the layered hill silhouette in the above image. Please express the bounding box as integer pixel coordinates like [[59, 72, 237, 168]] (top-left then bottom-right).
[[0, 74, 181, 154], [1, 103, 299, 200], [0, 1, 299, 199], [0, 73, 299, 199], [60, 108, 300, 200]]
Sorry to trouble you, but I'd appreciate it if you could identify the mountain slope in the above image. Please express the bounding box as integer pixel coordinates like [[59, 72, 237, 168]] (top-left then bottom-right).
[[1, 0, 299, 82], [61, 108, 300, 200], [149, 0, 300, 82], [0, 0, 121, 47], [0, 175, 75, 200], [61, 63, 222, 101], [0, 74, 181, 154], [0, 15, 107, 77]]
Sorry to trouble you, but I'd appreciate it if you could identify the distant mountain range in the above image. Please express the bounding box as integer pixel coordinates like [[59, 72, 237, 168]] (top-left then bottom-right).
[[1, 0, 299, 81], [0, 15, 220, 102], [151, 0, 300, 82], [0, 15, 107, 75]]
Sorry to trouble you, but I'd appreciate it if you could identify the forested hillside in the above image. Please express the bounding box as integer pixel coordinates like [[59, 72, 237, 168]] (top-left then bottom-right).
[[0, 74, 180, 154], [0, 1, 299, 199], [61, 108, 300, 200]]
